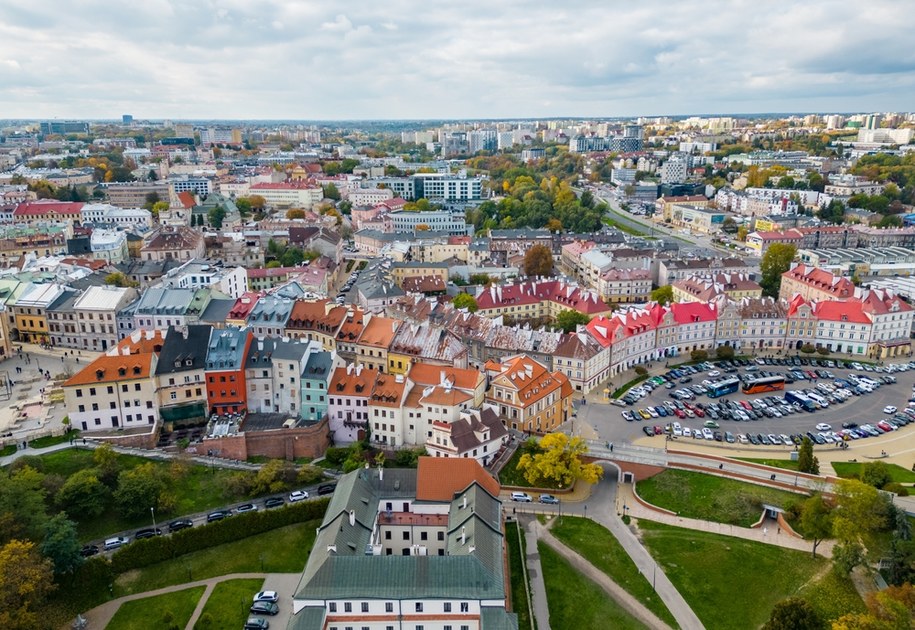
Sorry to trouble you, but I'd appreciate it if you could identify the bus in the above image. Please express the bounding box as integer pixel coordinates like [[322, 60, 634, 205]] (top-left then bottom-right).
[[707, 378, 740, 398], [784, 390, 816, 412], [742, 375, 786, 394]]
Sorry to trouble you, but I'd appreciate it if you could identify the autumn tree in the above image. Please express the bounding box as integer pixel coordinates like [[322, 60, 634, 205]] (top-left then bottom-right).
[[517, 433, 604, 489], [831, 478, 891, 573], [523, 244, 553, 277], [797, 437, 819, 474], [737, 226, 749, 241], [715, 345, 735, 360], [151, 201, 169, 218], [798, 494, 833, 557], [113, 462, 166, 518], [0, 539, 55, 629], [55, 469, 108, 518], [104, 272, 138, 288], [286, 209, 306, 219], [452, 293, 478, 312], [762, 597, 823, 630], [760, 243, 797, 298], [650, 285, 674, 305], [833, 584, 915, 630], [555, 309, 591, 333], [546, 218, 563, 232]]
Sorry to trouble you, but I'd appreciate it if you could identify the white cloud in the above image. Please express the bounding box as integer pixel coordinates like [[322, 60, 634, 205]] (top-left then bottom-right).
[[0, 0, 912, 119]]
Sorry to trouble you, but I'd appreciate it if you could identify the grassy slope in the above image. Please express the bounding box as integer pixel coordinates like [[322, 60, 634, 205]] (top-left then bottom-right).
[[107, 586, 205, 630], [194, 578, 265, 629]]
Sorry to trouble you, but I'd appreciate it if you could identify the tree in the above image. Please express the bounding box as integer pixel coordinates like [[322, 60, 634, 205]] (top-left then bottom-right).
[[252, 460, 297, 495], [737, 226, 749, 241], [208, 205, 226, 229], [452, 293, 478, 313], [690, 349, 708, 362], [832, 478, 889, 545], [555, 309, 591, 333], [113, 463, 165, 518], [860, 461, 892, 489], [877, 214, 903, 228], [323, 183, 341, 201], [0, 466, 48, 544], [715, 345, 735, 360], [523, 244, 553, 277], [650, 285, 674, 305], [760, 243, 797, 298], [546, 218, 563, 232], [516, 433, 604, 488], [762, 597, 824, 630], [286, 209, 306, 219], [235, 197, 252, 217], [92, 443, 121, 487], [797, 437, 819, 474], [55, 469, 108, 518], [0, 539, 55, 629], [799, 494, 833, 557], [721, 217, 738, 233], [104, 272, 137, 288], [800, 343, 816, 354], [40, 513, 82, 575], [249, 195, 266, 210], [834, 584, 915, 630], [469, 273, 493, 286]]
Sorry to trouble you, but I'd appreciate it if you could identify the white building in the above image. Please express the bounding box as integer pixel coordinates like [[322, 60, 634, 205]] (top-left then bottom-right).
[[81, 203, 153, 229], [90, 229, 129, 264]]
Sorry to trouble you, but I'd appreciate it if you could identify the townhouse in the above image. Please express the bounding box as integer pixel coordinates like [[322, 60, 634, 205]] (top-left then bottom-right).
[[328, 363, 379, 443], [244, 336, 315, 416], [155, 325, 211, 427], [204, 327, 252, 417], [140, 226, 206, 262], [387, 320, 468, 374], [246, 295, 295, 338], [485, 355, 573, 434], [587, 308, 661, 376], [68, 285, 138, 352], [426, 406, 508, 466], [285, 299, 347, 350], [672, 273, 762, 303], [553, 330, 610, 393], [352, 314, 400, 372], [474, 279, 612, 323], [300, 348, 334, 422], [779, 264, 856, 303], [8, 281, 67, 343], [597, 268, 652, 304]]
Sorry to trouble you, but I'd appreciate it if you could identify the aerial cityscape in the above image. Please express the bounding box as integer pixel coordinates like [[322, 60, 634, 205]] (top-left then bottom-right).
[[1, 3, 915, 630]]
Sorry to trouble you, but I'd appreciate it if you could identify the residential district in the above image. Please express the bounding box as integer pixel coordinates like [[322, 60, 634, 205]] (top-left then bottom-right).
[[0, 114, 914, 630]]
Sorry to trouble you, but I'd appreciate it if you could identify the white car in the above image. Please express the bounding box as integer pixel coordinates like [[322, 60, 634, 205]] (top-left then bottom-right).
[[708, 370, 720, 378], [253, 591, 278, 603], [288, 490, 309, 502], [883, 405, 897, 414], [815, 422, 832, 431]]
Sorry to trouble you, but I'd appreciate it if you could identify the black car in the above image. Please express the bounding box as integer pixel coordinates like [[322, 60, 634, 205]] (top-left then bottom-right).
[[250, 601, 279, 616], [135, 528, 162, 539], [642, 425, 654, 437], [168, 519, 193, 532], [317, 483, 337, 496], [207, 510, 231, 523], [264, 497, 285, 509], [80, 544, 99, 557]]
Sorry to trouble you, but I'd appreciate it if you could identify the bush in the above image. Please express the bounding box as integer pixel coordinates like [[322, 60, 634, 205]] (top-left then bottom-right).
[[634, 366, 648, 376], [715, 345, 735, 360], [324, 447, 349, 466], [800, 344, 816, 354], [690, 349, 709, 362], [109, 498, 329, 573], [816, 347, 830, 356], [883, 482, 909, 497]]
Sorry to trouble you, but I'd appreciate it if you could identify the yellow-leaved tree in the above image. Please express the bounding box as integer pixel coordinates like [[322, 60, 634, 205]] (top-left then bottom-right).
[[516, 433, 603, 489]]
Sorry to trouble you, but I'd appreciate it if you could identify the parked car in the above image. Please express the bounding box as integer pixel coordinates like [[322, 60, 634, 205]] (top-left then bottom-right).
[[244, 618, 270, 630], [236, 503, 258, 513], [250, 601, 279, 616], [511, 492, 532, 502], [206, 510, 231, 523], [264, 497, 285, 509], [80, 544, 99, 557], [168, 519, 193, 532], [539, 494, 560, 505], [103, 536, 129, 551], [288, 490, 309, 502], [317, 483, 337, 496], [883, 405, 898, 414], [134, 528, 162, 540], [253, 591, 279, 603]]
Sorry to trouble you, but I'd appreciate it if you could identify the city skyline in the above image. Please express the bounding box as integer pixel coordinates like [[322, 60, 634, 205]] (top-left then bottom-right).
[[2, 0, 914, 120]]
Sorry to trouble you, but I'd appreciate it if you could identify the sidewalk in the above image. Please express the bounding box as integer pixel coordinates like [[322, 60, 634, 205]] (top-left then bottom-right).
[[617, 483, 834, 557], [520, 517, 551, 630]]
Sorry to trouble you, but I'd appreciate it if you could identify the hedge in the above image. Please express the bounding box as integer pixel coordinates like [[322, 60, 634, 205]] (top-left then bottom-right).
[[110, 498, 330, 573]]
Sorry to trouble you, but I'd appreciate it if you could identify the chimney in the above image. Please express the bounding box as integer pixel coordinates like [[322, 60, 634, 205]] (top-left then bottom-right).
[[461, 526, 466, 545], [462, 496, 467, 510], [349, 510, 356, 527], [379, 466, 384, 481]]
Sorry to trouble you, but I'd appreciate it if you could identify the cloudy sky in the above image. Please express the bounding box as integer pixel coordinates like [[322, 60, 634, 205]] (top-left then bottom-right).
[[1, 0, 913, 120]]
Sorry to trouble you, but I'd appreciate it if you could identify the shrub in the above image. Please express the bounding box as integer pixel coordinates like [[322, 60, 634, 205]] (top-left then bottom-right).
[[816, 346, 830, 356], [634, 366, 648, 376], [324, 447, 349, 466], [883, 482, 909, 497], [690, 349, 709, 362]]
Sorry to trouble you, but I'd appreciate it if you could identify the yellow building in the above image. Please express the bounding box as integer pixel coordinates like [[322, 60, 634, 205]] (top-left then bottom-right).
[[485, 355, 574, 435], [10, 282, 67, 344]]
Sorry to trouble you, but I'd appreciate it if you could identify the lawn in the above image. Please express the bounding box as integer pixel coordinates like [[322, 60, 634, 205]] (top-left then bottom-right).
[[29, 431, 78, 448], [799, 568, 866, 624], [0, 443, 15, 456], [194, 578, 264, 629], [638, 520, 827, 630], [497, 448, 530, 487], [115, 521, 318, 596], [107, 586, 205, 630], [550, 517, 678, 628], [636, 469, 805, 527], [17, 448, 272, 540], [538, 541, 649, 630], [505, 520, 533, 630], [735, 457, 800, 472], [602, 215, 646, 237], [832, 461, 915, 484]]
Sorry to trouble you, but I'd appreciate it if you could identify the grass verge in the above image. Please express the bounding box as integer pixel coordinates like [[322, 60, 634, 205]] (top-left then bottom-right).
[[114, 521, 318, 596], [638, 520, 827, 629], [635, 469, 804, 527], [539, 541, 648, 630], [107, 586, 205, 630], [612, 374, 650, 398], [0, 444, 15, 456], [832, 462, 915, 484], [505, 520, 533, 630], [798, 568, 866, 624], [734, 458, 800, 471], [550, 517, 677, 628], [497, 448, 530, 487], [194, 578, 264, 629], [602, 215, 646, 237]]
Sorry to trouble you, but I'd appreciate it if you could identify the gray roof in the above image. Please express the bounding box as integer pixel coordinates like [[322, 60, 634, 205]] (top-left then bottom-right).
[[287, 607, 326, 630], [302, 350, 332, 382], [156, 325, 212, 376], [481, 607, 520, 630], [134, 286, 197, 315], [199, 298, 235, 324], [46, 289, 79, 313], [206, 326, 249, 370]]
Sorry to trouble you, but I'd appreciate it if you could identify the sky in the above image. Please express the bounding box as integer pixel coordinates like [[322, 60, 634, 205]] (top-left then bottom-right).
[[1, 0, 914, 121]]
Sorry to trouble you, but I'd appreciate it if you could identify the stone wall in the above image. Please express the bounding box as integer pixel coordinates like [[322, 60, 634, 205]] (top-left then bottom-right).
[[204, 419, 330, 462]]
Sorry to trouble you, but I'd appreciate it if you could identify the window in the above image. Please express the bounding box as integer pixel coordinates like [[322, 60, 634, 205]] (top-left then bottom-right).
[[344, 602, 352, 613], [444, 602, 451, 612], [89, 388, 96, 396], [415, 603, 423, 613], [107, 386, 114, 394], [328, 603, 337, 612], [385, 602, 393, 613], [384, 531, 391, 540], [78, 404, 85, 412], [420, 531, 428, 541], [402, 531, 409, 540], [170, 392, 177, 400], [361, 602, 368, 613], [460, 602, 469, 613]]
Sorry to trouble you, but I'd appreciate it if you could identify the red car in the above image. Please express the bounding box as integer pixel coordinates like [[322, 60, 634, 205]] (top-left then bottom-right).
[[673, 408, 686, 419], [877, 421, 893, 432], [653, 425, 664, 435], [739, 400, 753, 411]]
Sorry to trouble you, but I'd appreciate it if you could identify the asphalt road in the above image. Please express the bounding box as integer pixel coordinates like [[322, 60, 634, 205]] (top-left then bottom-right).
[[579, 363, 915, 450]]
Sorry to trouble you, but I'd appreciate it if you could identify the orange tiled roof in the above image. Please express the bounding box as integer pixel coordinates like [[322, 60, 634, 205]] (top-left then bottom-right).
[[64, 353, 154, 387], [407, 363, 483, 391], [420, 386, 472, 407], [328, 365, 378, 396], [357, 316, 400, 348], [415, 457, 500, 502]]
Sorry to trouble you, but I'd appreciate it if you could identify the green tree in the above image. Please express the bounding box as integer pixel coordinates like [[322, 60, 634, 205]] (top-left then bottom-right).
[[877, 214, 903, 228], [92, 443, 121, 487], [208, 205, 226, 229], [151, 201, 169, 219], [797, 437, 819, 474], [650, 285, 674, 305], [252, 460, 297, 495], [0, 466, 48, 544], [55, 469, 108, 518], [40, 513, 83, 575], [721, 217, 738, 233], [715, 345, 735, 360], [799, 494, 833, 557], [323, 183, 341, 201], [235, 197, 252, 217], [817, 199, 846, 224], [690, 349, 708, 362], [104, 272, 138, 288], [0, 539, 55, 630], [468, 273, 493, 286], [452, 293, 479, 313], [832, 478, 889, 546], [555, 309, 591, 333], [860, 461, 892, 489], [762, 597, 824, 630], [760, 243, 797, 298], [517, 433, 604, 488], [522, 244, 554, 277], [113, 463, 164, 518], [286, 209, 306, 219]]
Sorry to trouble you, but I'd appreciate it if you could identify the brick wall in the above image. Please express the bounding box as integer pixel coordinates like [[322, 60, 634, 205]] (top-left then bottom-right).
[[204, 419, 331, 462]]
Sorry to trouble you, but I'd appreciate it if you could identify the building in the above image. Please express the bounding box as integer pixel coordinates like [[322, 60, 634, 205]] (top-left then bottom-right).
[[426, 406, 508, 465], [371, 173, 484, 202], [663, 204, 727, 234], [328, 363, 379, 443], [70, 285, 138, 351], [474, 279, 612, 323], [485, 355, 573, 434], [9, 282, 67, 343], [90, 229, 129, 264], [155, 324, 211, 427], [301, 348, 334, 422], [287, 458, 515, 630], [80, 204, 153, 229], [389, 209, 471, 235], [779, 264, 856, 302], [104, 182, 170, 209], [62, 330, 164, 433], [204, 327, 253, 417], [285, 299, 348, 351], [553, 331, 610, 393], [248, 182, 324, 209], [246, 295, 296, 338], [596, 268, 652, 304], [672, 273, 762, 303], [13, 200, 83, 225], [0, 223, 71, 264], [244, 336, 314, 416], [140, 226, 206, 262]]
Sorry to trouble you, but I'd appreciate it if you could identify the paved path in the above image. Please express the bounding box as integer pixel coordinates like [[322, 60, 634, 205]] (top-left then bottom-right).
[[617, 484, 835, 558], [520, 516, 551, 630], [534, 519, 673, 630]]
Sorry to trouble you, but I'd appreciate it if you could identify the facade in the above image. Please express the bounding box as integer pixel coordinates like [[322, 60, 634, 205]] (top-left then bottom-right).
[[485, 355, 573, 434], [248, 182, 324, 209], [71, 285, 138, 351], [672, 273, 762, 303], [155, 324, 211, 426], [301, 348, 333, 421], [779, 264, 856, 303], [328, 363, 379, 443], [90, 229, 129, 263], [597, 268, 652, 304], [204, 327, 253, 416], [9, 282, 67, 343], [244, 336, 312, 416], [140, 226, 206, 262]]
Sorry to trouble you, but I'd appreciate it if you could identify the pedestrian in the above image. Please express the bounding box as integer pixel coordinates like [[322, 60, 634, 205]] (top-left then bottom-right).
[[777, 526, 780, 534]]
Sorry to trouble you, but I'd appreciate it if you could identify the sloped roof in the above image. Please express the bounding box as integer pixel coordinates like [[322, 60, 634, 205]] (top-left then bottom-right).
[[416, 457, 500, 502]]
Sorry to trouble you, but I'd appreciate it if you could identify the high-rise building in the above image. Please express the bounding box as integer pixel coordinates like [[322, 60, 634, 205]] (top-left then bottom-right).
[[122, 114, 133, 124]]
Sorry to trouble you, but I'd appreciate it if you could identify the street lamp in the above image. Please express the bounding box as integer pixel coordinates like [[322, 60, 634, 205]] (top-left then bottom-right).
[[150, 507, 157, 533]]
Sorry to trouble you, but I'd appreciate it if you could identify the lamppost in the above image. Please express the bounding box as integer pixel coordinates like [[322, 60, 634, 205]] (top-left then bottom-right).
[[150, 507, 157, 533]]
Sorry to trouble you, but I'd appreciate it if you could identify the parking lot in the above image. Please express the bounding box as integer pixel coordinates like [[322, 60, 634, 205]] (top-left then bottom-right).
[[578, 357, 915, 451]]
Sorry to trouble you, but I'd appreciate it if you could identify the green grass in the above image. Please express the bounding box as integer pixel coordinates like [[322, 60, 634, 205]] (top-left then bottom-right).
[[107, 586, 205, 630], [194, 578, 264, 629], [498, 448, 531, 487], [551, 517, 678, 628], [735, 458, 800, 471], [538, 541, 648, 630], [505, 520, 533, 630], [799, 569, 866, 624], [832, 462, 915, 484], [28, 431, 78, 448], [115, 521, 318, 596], [636, 469, 805, 527], [638, 520, 827, 630], [0, 444, 15, 456], [612, 374, 650, 398], [15, 448, 275, 540], [602, 215, 646, 237]]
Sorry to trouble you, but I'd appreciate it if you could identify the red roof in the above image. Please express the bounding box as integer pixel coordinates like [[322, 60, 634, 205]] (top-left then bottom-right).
[[476, 280, 607, 315], [176, 191, 196, 209], [670, 301, 717, 324], [14, 200, 84, 216], [415, 457, 500, 502], [813, 300, 870, 323]]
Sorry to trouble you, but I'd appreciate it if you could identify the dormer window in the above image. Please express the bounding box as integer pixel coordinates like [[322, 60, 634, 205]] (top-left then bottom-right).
[[133, 366, 142, 375], [118, 367, 127, 376], [175, 360, 182, 368]]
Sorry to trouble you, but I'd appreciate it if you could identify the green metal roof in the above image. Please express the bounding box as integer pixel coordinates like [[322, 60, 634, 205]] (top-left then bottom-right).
[[286, 606, 326, 630], [481, 607, 520, 630]]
